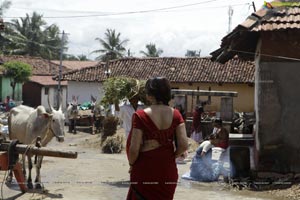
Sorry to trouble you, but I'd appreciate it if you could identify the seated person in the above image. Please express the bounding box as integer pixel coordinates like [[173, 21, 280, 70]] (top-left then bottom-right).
[[189, 141, 221, 182], [188, 118, 229, 182], [4, 96, 15, 112], [210, 118, 229, 149], [195, 132, 221, 156]]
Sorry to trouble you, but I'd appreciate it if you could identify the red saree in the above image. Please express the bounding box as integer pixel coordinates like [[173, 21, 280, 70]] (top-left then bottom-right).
[[126, 109, 184, 200]]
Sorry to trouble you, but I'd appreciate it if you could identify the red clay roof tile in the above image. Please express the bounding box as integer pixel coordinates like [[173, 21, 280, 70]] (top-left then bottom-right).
[[59, 57, 254, 84], [0, 55, 71, 75]]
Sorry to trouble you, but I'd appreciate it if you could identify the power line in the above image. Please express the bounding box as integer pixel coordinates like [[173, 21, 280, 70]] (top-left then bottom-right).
[[11, 3, 248, 15], [161, 3, 249, 13], [231, 49, 300, 62], [3, 0, 247, 19], [11, 0, 244, 14]]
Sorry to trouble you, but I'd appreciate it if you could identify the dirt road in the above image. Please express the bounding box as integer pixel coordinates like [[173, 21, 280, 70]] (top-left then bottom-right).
[[0, 127, 284, 200]]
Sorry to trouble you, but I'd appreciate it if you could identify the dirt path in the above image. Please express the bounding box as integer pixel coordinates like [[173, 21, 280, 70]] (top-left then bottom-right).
[[0, 127, 285, 200]]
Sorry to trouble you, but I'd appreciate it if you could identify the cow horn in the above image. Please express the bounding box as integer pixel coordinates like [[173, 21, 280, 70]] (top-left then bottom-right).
[[47, 94, 54, 112], [58, 92, 63, 111]]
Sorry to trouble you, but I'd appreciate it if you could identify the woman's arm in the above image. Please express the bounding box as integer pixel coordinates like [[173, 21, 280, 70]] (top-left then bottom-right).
[[174, 123, 189, 158], [128, 128, 143, 165]]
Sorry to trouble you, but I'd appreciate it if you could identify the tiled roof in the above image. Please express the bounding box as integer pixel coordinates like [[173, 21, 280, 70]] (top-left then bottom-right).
[[252, 6, 300, 32], [51, 60, 99, 71], [211, 1, 300, 63], [58, 57, 254, 84], [0, 55, 71, 75], [30, 75, 67, 86]]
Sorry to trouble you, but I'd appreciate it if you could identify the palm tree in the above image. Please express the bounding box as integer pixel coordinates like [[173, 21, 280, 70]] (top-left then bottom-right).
[[2, 12, 66, 59], [77, 54, 89, 61], [0, 0, 11, 52], [41, 24, 67, 59], [140, 43, 163, 57], [185, 50, 201, 57], [0, 0, 11, 16], [92, 29, 129, 61]]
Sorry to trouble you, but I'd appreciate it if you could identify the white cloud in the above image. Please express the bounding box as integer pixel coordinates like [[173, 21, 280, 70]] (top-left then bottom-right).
[[4, 0, 266, 60]]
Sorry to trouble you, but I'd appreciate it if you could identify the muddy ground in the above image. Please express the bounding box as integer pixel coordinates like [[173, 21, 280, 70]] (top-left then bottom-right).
[[0, 126, 298, 200]]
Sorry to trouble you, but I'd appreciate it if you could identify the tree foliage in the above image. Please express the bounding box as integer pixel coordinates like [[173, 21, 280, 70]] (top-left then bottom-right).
[[185, 50, 201, 57], [140, 43, 163, 57], [77, 54, 89, 61], [0, 0, 11, 16], [63, 54, 90, 61], [101, 77, 148, 106], [92, 29, 129, 61], [3, 61, 32, 99], [1, 12, 67, 59]]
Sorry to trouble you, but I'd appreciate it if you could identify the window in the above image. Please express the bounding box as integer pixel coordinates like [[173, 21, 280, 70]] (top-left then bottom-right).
[[45, 87, 49, 95]]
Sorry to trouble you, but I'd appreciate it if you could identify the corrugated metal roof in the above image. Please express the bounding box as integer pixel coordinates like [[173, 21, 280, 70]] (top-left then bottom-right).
[[58, 57, 254, 84]]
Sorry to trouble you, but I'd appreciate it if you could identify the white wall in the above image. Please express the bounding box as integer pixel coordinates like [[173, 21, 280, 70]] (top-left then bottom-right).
[[67, 81, 105, 104], [41, 86, 67, 111]]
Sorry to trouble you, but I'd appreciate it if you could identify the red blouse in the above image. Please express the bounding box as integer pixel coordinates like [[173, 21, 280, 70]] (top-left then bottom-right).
[[130, 108, 184, 145]]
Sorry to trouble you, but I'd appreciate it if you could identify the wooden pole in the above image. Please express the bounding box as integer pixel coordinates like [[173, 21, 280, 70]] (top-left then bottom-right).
[[0, 143, 77, 159]]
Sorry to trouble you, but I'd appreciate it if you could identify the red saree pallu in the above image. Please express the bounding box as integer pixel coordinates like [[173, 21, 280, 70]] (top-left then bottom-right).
[[127, 143, 178, 200]]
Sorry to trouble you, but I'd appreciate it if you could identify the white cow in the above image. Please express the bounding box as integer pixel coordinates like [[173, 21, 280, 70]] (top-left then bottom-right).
[[8, 104, 65, 189]]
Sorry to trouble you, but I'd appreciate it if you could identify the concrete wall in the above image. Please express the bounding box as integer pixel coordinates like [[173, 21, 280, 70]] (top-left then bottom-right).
[[256, 62, 300, 173], [1, 77, 22, 101], [255, 31, 300, 173], [67, 81, 105, 104], [171, 82, 254, 116], [41, 86, 67, 111]]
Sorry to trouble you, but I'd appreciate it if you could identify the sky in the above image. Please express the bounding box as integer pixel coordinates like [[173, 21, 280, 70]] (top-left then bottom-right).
[[3, 0, 266, 60]]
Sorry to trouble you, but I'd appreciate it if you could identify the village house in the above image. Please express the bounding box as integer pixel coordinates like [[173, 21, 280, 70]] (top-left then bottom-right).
[[0, 55, 70, 110], [59, 57, 254, 116], [211, 1, 300, 173], [0, 62, 22, 102]]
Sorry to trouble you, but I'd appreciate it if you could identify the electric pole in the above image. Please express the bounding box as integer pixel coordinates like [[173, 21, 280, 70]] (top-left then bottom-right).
[[252, 1, 256, 12], [228, 5, 234, 33], [57, 31, 65, 109]]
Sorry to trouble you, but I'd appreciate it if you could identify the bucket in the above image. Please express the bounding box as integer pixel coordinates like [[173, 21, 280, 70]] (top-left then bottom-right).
[[211, 147, 225, 161]]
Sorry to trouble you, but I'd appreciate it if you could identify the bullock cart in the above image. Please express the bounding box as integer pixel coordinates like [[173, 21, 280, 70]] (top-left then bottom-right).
[[0, 139, 77, 193], [70, 109, 104, 134]]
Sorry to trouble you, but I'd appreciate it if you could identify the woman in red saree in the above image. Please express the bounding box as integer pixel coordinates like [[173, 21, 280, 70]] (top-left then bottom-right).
[[126, 77, 188, 200]]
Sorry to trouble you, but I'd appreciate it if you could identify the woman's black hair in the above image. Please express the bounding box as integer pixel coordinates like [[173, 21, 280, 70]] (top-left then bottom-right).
[[145, 77, 171, 105]]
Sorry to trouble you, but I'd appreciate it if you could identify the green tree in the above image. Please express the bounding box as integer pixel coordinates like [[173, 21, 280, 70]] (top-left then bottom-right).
[[2, 12, 67, 59], [185, 50, 201, 57], [0, 1, 11, 52], [0, 0, 11, 16], [140, 43, 163, 57], [64, 54, 79, 60], [62, 54, 89, 61], [77, 54, 89, 61], [92, 29, 129, 61], [3, 61, 32, 99]]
